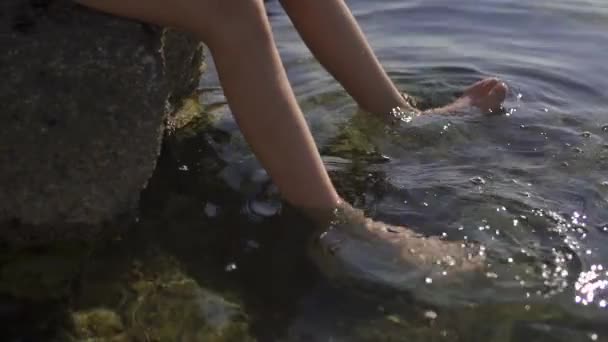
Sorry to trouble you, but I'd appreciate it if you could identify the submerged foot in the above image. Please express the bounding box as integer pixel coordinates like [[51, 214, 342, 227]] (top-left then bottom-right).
[[427, 77, 508, 115], [309, 203, 484, 299]]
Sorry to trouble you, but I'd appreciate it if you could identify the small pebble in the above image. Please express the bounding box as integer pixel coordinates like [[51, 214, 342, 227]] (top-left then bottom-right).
[[204, 202, 219, 218], [424, 310, 438, 320], [486, 272, 499, 279], [249, 200, 280, 217], [246, 240, 260, 250], [386, 315, 401, 324]]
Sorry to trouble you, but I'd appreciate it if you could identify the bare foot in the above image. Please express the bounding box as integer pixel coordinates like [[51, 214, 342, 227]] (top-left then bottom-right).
[[308, 202, 484, 299], [426, 78, 508, 115]]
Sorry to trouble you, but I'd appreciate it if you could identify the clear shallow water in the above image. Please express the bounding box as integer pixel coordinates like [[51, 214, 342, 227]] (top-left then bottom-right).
[[5, 0, 608, 341], [196, 0, 608, 340]]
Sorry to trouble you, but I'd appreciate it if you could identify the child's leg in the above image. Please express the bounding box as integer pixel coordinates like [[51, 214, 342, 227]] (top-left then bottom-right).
[[280, 0, 410, 115], [280, 0, 507, 115], [75, 0, 341, 210]]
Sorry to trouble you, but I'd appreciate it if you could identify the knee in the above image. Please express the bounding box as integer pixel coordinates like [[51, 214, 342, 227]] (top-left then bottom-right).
[[195, 0, 270, 49]]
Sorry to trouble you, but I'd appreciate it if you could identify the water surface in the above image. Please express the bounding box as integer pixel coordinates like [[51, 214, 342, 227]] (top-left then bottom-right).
[[196, 0, 608, 340]]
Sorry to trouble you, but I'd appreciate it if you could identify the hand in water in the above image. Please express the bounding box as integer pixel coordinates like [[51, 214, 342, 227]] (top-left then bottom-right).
[[309, 202, 484, 294], [425, 78, 509, 115]]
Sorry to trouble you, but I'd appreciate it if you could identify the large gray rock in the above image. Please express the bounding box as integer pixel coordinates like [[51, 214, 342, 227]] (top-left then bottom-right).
[[0, 0, 204, 243]]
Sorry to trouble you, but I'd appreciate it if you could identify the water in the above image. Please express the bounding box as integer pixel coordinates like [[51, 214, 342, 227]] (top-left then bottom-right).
[[6, 0, 608, 341], [198, 0, 608, 339]]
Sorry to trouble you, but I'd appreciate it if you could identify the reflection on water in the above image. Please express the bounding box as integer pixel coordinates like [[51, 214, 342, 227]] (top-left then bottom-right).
[[4, 0, 608, 340]]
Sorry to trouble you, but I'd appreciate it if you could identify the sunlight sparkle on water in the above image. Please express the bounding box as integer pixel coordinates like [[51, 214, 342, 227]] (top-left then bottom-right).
[[574, 266, 608, 308]]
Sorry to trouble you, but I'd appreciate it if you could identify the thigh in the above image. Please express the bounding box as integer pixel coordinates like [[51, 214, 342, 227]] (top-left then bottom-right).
[[75, 0, 184, 27], [74, 0, 267, 41]]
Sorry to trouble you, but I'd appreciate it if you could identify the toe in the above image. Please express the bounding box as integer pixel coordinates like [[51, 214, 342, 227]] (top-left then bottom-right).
[[465, 77, 499, 94], [490, 82, 508, 103], [484, 82, 508, 113], [480, 77, 500, 92]]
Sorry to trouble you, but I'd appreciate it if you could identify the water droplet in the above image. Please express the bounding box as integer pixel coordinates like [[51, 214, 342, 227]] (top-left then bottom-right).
[[486, 272, 498, 279], [543, 108, 549, 112], [524, 304, 531, 311], [600, 300, 607, 308], [517, 93, 523, 100], [601, 181, 608, 187], [508, 257, 514, 263], [572, 147, 583, 153], [425, 277, 433, 284], [178, 165, 189, 171], [225, 263, 237, 272], [602, 124, 608, 132], [470, 176, 486, 185], [423, 202, 429, 207], [561, 161, 569, 167], [513, 219, 519, 227], [581, 131, 592, 138], [589, 333, 598, 341]]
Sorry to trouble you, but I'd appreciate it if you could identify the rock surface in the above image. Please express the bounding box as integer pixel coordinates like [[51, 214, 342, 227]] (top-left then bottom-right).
[[0, 0, 204, 243]]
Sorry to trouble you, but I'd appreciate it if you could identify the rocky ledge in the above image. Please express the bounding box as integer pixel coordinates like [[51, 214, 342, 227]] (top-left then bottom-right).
[[0, 0, 204, 245]]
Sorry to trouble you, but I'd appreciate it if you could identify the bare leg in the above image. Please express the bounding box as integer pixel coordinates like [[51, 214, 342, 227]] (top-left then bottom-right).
[[279, 0, 410, 114], [76, 0, 340, 210], [280, 0, 507, 116]]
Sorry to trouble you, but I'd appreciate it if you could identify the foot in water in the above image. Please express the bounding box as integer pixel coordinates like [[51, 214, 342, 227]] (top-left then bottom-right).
[[309, 202, 485, 299], [425, 77, 508, 115]]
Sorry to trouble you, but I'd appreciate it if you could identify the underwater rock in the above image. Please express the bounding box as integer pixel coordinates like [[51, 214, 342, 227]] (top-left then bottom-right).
[[0, 0, 204, 244], [71, 250, 254, 341], [72, 308, 126, 340]]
